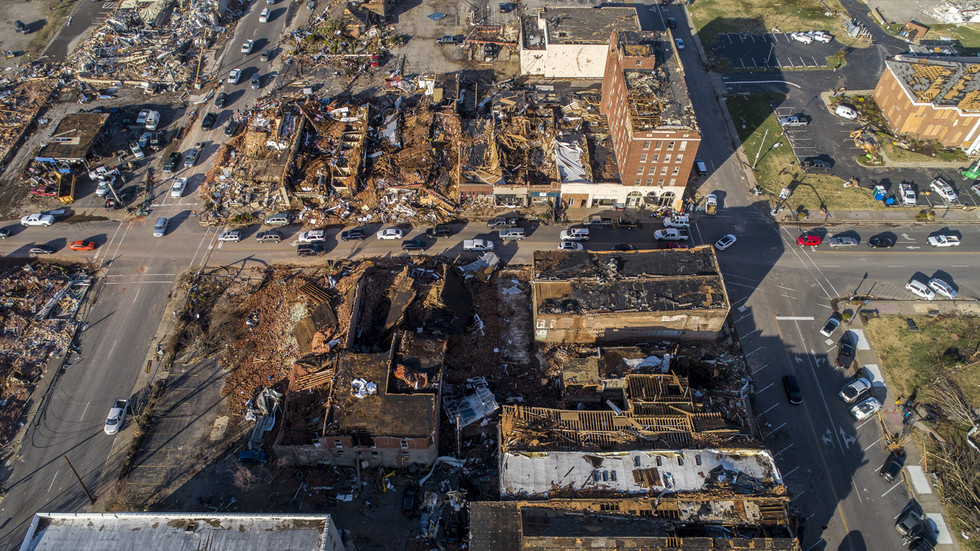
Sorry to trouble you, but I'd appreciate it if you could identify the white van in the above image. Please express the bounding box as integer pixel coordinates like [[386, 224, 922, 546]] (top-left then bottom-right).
[[834, 104, 858, 119]]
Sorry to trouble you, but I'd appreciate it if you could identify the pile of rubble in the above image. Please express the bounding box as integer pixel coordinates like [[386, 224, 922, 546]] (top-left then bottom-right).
[[0, 79, 57, 172], [282, 8, 400, 75], [0, 264, 91, 445], [65, 0, 244, 88]]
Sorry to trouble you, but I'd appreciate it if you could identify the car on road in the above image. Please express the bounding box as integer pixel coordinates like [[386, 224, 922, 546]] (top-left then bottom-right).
[[666, 17, 677, 29], [714, 234, 736, 250], [930, 177, 957, 202], [828, 235, 858, 248], [21, 213, 55, 227], [261, 49, 273, 62], [163, 152, 181, 173], [228, 68, 242, 84], [69, 240, 97, 251], [488, 215, 520, 229], [797, 233, 821, 246], [695, 159, 708, 174], [674, 38, 685, 49], [927, 234, 960, 247], [259, 7, 271, 22], [558, 241, 583, 251], [850, 396, 882, 420], [879, 449, 905, 482], [0, 227, 12, 239], [241, 40, 255, 54], [153, 217, 169, 237], [654, 228, 689, 241], [782, 375, 802, 405], [401, 239, 427, 251], [559, 228, 590, 241], [662, 215, 690, 228], [377, 228, 403, 240], [298, 229, 326, 243], [838, 377, 870, 403], [251, 74, 261, 89], [201, 112, 217, 130], [499, 2, 515, 12], [614, 243, 636, 251], [214, 92, 228, 108], [218, 230, 241, 243], [868, 234, 895, 248], [928, 277, 956, 299], [900, 183, 916, 206], [255, 231, 282, 243], [779, 115, 809, 128], [906, 278, 935, 300], [499, 227, 526, 240], [425, 224, 453, 239], [104, 399, 129, 435], [171, 177, 188, 198], [29, 245, 55, 255], [835, 335, 856, 369], [224, 120, 239, 137], [296, 243, 324, 256], [819, 313, 841, 337], [834, 104, 858, 119], [340, 228, 367, 241], [184, 146, 200, 168]]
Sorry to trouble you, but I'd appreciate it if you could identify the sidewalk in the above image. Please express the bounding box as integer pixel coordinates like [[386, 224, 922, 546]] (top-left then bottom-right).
[[807, 207, 980, 225]]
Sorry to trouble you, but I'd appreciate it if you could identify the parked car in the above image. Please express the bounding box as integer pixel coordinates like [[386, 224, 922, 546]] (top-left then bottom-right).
[[69, 240, 97, 251], [228, 68, 242, 84], [927, 277, 956, 299], [927, 234, 960, 247], [264, 213, 292, 226], [499, 227, 526, 240], [171, 177, 188, 198], [402, 486, 418, 515], [333, 228, 363, 241], [653, 228, 689, 241], [558, 241, 583, 251], [255, 231, 282, 243], [238, 449, 269, 463], [972, 181, 980, 199], [201, 112, 217, 130], [674, 38, 685, 49], [835, 335, 856, 369], [21, 213, 55, 227], [828, 235, 858, 248], [834, 104, 858, 119], [662, 215, 690, 228], [259, 7, 271, 22], [129, 142, 145, 159], [812, 31, 833, 43], [906, 278, 935, 300], [218, 230, 241, 243], [879, 449, 906, 482], [425, 224, 453, 239], [791, 31, 813, 44], [153, 217, 169, 237], [666, 17, 677, 29], [900, 183, 917, 206], [850, 397, 882, 420], [29, 245, 55, 255], [251, 74, 261, 89], [401, 239, 427, 251], [797, 233, 821, 246], [559, 228, 590, 241], [779, 115, 809, 128], [377, 228, 404, 240], [782, 375, 802, 405], [487, 215, 519, 229], [838, 377, 871, 403], [436, 35, 461, 45], [296, 243, 324, 256], [714, 234, 737, 250], [163, 152, 181, 173], [103, 399, 129, 435], [868, 234, 895, 248], [0, 227, 12, 239], [241, 39, 255, 54], [214, 92, 228, 108], [614, 243, 636, 251], [464, 239, 494, 252], [819, 313, 841, 337], [184, 146, 200, 168], [96, 180, 114, 198], [224, 120, 239, 137], [930, 177, 957, 202], [800, 157, 831, 171], [298, 229, 326, 243]]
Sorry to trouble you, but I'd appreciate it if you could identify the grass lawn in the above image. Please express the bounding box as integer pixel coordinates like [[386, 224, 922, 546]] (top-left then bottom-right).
[[726, 93, 886, 212], [920, 24, 980, 54], [864, 315, 980, 405], [26, 0, 79, 60]]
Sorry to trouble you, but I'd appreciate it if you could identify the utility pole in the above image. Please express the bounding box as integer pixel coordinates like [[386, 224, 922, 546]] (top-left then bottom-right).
[[752, 128, 769, 169], [64, 456, 95, 504], [456, 414, 461, 458]]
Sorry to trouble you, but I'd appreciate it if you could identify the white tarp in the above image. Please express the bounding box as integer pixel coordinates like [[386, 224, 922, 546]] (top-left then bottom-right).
[[555, 139, 588, 183]]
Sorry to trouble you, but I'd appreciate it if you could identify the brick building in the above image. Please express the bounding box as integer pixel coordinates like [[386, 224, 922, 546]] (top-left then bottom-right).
[[520, 7, 640, 79], [569, 30, 700, 212], [873, 56, 980, 154]]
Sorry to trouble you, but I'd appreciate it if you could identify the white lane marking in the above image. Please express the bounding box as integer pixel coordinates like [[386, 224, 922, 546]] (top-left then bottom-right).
[[757, 382, 774, 393], [105, 280, 175, 285], [79, 401, 90, 422], [863, 437, 881, 452], [766, 421, 787, 436], [851, 475, 863, 503], [776, 316, 814, 321], [881, 481, 903, 497], [744, 345, 763, 356], [46, 470, 60, 493], [776, 285, 796, 291], [741, 328, 761, 338], [856, 416, 876, 430], [105, 273, 178, 278], [107, 339, 118, 360], [95, 220, 125, 261], [776, 443, 794, 455], [132, 288, 141, 303], [761, 403, 779, 416], [783, 465, 799, 477]]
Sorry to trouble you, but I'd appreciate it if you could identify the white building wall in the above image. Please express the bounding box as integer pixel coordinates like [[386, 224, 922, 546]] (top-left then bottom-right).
[[561, 181, 686, 211]]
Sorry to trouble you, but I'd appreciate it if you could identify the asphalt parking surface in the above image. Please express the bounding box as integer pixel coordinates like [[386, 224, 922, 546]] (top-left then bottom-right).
[[714, 32, 841, 70]]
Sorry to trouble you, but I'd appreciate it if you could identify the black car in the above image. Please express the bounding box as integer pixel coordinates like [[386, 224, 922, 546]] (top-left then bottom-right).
[[425, 224, 453, 239], [801, 157, 832, 171], [836, 335, 856, 369], [14, 20, 29, 34], [297, 243, 324, 256], [224, 120, 239, 137], [401, 486, 418, 515], [201, 112, 217, 130], [340, 228, 366, 241], [0, 227, 11, 239], [498, 2, 515, 12], [614, 243, 636, 251], [401, 239, 427, 251], [29, 245, 55, 255], [149, 131, 162, 148], [487, 215, 519, 229], [879, 449, 906, 482], [895, 507, 923, 539], [163, 152, 181, 173], [238, 450, 268, 463], [782, 375, 802, 405], [261, 49, 273, 62], [868, 234, 895, 248], [214, 92, 228, 108], [436, 35, 461, 45], [255, 231, 282, 243], [666, 17, 677, 29]]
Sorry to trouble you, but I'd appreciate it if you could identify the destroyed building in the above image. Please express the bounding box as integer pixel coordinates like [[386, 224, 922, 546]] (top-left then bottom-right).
[[469, 496, 800, 551], [563, 31, 701, 212], [873, 55, 980, 153], [531, 247, 730, 344], [20, 513, 345, 551], [0, 79, 56, 172], [520, 7, 641, 79], [34, 112, 110, 166], [274, 332, 445, 467]]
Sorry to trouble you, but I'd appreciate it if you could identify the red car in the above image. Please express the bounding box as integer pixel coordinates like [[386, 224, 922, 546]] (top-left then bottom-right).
[[797, 234, 821, 246], [31, 185, 58, 197], [69, 240, 97, 251]]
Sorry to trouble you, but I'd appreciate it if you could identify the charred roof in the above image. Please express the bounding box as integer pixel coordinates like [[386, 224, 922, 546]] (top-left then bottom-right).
[[533, 247, 720, 280]]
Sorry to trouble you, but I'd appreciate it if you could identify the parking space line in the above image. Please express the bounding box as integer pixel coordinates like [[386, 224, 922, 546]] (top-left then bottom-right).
[[776, 443, 794, 455], [757, 382, 775, 394], [812, 56, 819, 66], [863, 437, 881, 452], [881, 482, 903, 497], [761, 403, 779, 416], [766, 421, 786, 435], [783, 465, 799, 477]]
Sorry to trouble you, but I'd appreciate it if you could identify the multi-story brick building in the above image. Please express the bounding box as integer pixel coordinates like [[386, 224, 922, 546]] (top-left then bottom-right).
[[567, 31, 700, 212], [520, 7, 640, 79], [873, 55, 980, 154]]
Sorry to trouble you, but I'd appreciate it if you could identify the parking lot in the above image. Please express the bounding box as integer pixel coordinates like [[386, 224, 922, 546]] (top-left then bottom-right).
[[714, 32, 839, 69]]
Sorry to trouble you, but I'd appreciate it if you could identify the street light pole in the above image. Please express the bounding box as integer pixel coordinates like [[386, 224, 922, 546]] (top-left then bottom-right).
[[753, 128, 769, 169]]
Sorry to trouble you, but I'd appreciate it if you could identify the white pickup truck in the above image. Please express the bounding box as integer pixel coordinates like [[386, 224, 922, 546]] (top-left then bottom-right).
[[654, 228, 690, 241], [927, 235, 961, 248], [662, 215, 690, 228], [463, 239, 494, 251]]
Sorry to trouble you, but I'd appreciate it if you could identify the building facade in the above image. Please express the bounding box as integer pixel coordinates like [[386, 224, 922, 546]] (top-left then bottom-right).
[[519, 8, 640, 79], [873, 56, 980, 154]]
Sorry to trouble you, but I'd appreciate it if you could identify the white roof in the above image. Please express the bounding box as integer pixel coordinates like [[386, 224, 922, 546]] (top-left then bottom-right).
[[500, 448, 782, 497], [19, 513, 343, 551]]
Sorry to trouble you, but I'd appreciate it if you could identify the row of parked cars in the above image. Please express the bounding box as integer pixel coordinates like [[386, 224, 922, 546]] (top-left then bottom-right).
[[795, 230, 961, 248]]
